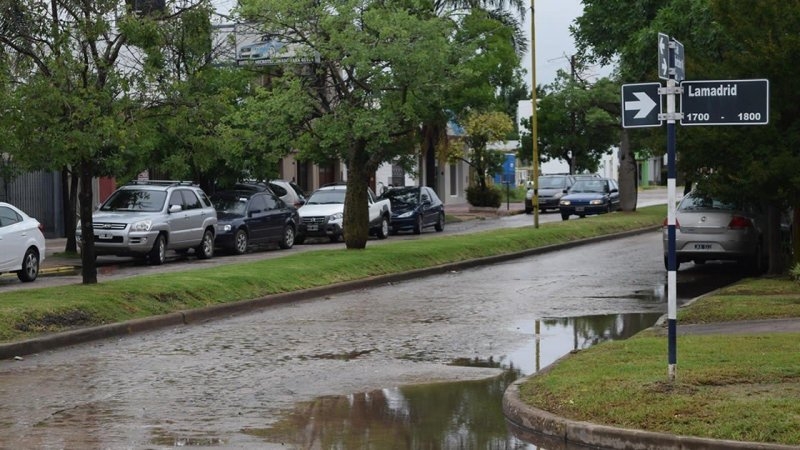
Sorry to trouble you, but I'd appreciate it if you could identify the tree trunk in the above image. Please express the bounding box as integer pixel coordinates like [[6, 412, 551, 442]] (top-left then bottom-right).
[[61, 167, 79, 253], [617, 129, 638, 211], [343, 141, 371, 249], [78, 159, 97, 284], [422, 124, 437, 190]]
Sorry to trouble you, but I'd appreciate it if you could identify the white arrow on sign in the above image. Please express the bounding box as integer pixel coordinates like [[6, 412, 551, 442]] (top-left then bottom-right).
[[625, 92, 657, 119]]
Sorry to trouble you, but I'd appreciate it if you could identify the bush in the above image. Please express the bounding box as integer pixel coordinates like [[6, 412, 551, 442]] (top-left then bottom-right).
[[790, 263, 800, 284], [466, 185, 501, 207]]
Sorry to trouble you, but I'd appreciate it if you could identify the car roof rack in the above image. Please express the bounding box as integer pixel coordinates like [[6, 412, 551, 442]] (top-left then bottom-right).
[[126, 180, 195, 186]]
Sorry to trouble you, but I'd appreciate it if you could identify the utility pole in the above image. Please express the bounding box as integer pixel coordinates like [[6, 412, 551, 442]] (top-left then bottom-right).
[[530, 0, 539, 228]]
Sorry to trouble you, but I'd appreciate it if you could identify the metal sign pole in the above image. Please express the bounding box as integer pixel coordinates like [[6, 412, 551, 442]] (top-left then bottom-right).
[[665, 40, 679, 383]]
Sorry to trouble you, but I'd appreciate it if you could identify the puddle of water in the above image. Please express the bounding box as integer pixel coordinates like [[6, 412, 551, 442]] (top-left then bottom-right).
[[250, 312, 663, 449]]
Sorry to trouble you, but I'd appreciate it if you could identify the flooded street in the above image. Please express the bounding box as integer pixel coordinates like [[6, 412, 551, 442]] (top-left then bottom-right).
[[0, 231, 740, 449]]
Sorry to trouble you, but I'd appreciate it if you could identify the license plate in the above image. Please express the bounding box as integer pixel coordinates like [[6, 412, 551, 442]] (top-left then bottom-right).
[[98, 233, 114, 240], [694, 243, 712, 250], [307, 224, 318, 231], [575, 206, 585, 212]]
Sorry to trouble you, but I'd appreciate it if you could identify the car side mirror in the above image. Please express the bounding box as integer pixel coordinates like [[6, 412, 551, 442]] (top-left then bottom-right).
[[169, 204, 182, 213]]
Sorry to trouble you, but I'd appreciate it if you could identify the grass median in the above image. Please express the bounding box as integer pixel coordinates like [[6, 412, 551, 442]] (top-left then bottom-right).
[[0, 206, 664, 344], [517, 277, 800, 446]]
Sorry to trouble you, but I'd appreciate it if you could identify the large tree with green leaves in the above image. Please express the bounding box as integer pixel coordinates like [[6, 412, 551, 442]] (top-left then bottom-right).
[[527, 71, 619, 175], [237, 0, 454, 249], [0, 0, 170, 283], [573, 0, 800, 272]]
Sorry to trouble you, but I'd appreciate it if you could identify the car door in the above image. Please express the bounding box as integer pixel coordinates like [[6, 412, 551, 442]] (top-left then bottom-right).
[[420, 188, 436, 228], [609, 179, 621, 210], [261, 193, 287, 240], [0, 206, 24, 271], [166, 190, 191, 247], [180, 190, 207, 245], [244, 194, 270, 244]]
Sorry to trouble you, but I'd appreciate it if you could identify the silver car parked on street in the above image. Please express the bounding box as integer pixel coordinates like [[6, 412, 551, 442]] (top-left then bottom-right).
[[77, 181, 217, 265], [662, 191, 766, 271]]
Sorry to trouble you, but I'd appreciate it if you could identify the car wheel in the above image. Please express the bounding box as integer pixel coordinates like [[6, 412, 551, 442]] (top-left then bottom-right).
[[148, 234, 166, 265], [329, 234, 341, 243], [279, 225, 295, 249], [295, 234, 305, 245], [413, 215, 422, 235], [377, 216, 389, 239], [579, 214, 586, 219], [233, 228, 249, 255], [561, 213, 569, 221], [196, 229, 214, 259], [17, 247, 40, 282], [434, 212, 444, 232]]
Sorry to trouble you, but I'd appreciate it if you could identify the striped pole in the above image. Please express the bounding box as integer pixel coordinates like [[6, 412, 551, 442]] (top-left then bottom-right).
[[665, 40, 678, 383]]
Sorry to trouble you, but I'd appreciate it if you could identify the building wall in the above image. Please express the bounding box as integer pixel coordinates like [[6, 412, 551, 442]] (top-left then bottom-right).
[[0, 170, 63, 238]]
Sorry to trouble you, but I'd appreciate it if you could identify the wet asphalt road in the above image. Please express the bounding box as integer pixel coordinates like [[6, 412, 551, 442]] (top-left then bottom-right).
[[0, 224, 743, 449]]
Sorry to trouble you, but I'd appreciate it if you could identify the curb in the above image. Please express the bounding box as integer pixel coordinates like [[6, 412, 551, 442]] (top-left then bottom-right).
[[502, 369, 800, 450]]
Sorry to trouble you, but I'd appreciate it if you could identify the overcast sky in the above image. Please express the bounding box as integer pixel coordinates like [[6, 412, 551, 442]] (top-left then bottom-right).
[[522, 0, 612, 87]]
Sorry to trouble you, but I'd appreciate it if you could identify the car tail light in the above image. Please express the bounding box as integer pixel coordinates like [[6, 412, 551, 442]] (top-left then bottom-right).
[[728, 215, 753, 230], [662, 218, 680, 228], [38, 223, 45, 233]]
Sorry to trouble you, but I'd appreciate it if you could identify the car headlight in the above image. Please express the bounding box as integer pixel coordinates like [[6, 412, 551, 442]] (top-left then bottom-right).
[[560, 200, 571, 206], [219, 224, 232, 232], [398, 211, 414, 218], [328, 212, 343, 223], [131, 219, 153, 232], [590, 199, 604, 205]]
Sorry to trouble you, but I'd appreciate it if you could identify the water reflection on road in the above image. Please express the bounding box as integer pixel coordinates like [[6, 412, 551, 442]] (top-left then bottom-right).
[[253, 312, 663, 449]]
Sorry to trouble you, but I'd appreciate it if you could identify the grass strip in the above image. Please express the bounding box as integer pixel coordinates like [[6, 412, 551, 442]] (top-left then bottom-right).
[[518, 275, 800, 445], [0, 206, 664, 343]]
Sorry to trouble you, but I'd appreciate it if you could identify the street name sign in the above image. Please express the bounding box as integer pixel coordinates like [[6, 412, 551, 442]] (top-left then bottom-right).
[[680, 79, 769, 126], [672, 38, 685, 82], [621, 82, 662, 128], [658, 33, 685, 81], [658, 33, 669, 79]]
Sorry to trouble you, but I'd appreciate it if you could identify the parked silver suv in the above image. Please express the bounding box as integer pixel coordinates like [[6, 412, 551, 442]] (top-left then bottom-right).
[[76, 180, 217, 265]]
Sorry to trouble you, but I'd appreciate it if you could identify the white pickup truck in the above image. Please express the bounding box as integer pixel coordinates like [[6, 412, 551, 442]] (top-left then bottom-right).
[[296, 183, 391, 244]]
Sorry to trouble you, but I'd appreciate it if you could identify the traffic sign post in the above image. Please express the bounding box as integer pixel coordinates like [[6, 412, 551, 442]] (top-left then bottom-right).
[[620, 32, 771, 383], [621, 83, 662, 128], [681, 79, 769, 126]]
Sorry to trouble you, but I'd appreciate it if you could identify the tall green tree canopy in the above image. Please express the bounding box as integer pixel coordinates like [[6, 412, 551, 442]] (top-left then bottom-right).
[[573, 0, 800, 271], [237, 0, 454, 249]]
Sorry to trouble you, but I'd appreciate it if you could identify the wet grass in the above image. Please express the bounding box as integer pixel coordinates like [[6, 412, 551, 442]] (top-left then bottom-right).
[[0, 206, 664, 343], [517, 276, 800, 446]]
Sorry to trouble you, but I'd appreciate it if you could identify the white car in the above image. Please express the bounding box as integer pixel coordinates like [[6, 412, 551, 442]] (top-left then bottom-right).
[[0, 202, 46, 282]]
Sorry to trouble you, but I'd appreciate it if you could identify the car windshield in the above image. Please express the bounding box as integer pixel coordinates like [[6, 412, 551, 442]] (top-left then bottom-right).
[[211, 195, 248, 216], [569, 180, 606, 193], [679, 193, 738, 211], [100, 189, 167, 212], [306, 189, 346, 205], [382, 188, 419, 207], [539, 177, 567, 189]]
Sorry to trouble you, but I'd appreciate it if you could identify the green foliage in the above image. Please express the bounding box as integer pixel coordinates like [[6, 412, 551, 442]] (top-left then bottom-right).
[[790, 263, 800, 284], [521, 74, 619, 174], [466, 185, 501, 207]]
